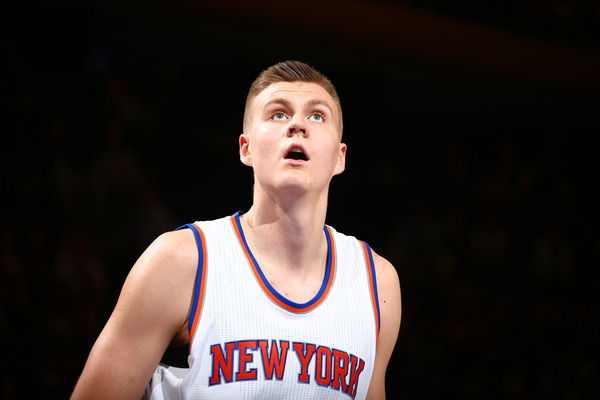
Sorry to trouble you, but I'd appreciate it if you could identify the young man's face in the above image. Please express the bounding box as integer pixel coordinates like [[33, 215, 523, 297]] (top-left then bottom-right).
[[240, 81, 346, 195]]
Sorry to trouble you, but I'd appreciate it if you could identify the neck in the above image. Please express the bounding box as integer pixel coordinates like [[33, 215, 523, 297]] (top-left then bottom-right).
[[240, 184, 329, 274]]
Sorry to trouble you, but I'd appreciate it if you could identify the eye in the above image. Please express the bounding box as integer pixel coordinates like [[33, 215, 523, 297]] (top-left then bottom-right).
[[309, 113, 325, 123], [271, 112, 288, 121]]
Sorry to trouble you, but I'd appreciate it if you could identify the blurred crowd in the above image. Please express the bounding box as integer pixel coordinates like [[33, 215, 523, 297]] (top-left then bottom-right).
[[2, 62, 180, 398], [382, 130, 599, 398], [3, 60, 598, 399], [3, 2, 600, 399], [394, 0, 600, 50]]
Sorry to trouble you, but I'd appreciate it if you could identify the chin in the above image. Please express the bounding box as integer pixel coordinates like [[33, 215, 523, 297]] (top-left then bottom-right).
[[260, 170, 328, 195], [277, 180, 311, 193]]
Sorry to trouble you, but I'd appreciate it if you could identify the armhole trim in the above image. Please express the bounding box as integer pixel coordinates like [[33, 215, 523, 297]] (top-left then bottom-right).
[[360, 241, 380, 344], [176, 223, 207, 352]]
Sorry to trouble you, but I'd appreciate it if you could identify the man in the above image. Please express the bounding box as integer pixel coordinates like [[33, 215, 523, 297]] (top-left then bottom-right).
[[72, 61, 401, 399]]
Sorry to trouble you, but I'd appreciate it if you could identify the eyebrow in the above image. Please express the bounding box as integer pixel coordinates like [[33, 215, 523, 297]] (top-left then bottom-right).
[[263, 97, 334, 115]]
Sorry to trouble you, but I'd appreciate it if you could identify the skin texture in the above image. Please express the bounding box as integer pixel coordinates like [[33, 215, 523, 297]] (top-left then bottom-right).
[[71, 81, 401, 400]]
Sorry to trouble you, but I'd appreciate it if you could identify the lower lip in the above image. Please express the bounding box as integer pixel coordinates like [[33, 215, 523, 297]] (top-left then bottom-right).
[[284, 158, 308, 166]]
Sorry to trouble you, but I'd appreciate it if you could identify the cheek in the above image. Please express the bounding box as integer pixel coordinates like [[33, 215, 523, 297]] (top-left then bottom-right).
[[250, 131, 279, 162], [321, 138, 343, 161], [312, 146, 341, 176]]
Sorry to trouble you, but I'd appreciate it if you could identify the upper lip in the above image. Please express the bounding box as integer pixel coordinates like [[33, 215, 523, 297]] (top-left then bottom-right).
[[284, 143, 309, 161]]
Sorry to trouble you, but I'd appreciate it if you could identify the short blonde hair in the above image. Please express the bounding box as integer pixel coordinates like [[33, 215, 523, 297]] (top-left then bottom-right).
[[243, 61, 343, 136]]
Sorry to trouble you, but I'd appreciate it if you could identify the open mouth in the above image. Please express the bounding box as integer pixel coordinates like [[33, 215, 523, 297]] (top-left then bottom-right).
[[285, 147, 308, 161]]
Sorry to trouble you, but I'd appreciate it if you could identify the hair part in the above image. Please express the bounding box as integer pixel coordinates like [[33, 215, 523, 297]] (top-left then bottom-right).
[[243, 60, 343, 136]]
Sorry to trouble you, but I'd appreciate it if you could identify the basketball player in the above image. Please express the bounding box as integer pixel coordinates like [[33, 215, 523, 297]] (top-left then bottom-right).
[[71, 61, 401, 399]]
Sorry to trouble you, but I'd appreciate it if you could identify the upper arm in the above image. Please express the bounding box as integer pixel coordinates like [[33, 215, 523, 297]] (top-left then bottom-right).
[[71, 229, 198, 400], [367, 250, 401, 400]]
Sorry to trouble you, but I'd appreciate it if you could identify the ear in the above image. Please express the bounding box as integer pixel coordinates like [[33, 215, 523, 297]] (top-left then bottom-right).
[[333, 142, 347, 176], [239, 133, 253, 167]]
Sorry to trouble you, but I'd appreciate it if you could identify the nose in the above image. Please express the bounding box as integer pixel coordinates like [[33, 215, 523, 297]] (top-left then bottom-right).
[[287, 115, 307, 137]]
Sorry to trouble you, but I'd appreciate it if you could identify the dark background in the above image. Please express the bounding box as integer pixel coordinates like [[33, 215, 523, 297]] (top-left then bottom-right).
[[2, 0, 599, 398]]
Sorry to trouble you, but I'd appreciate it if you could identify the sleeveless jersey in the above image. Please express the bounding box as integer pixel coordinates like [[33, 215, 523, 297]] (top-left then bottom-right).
[[144, 212, 380, 400]]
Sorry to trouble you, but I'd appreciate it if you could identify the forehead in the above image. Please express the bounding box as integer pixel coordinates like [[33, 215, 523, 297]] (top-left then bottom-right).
[[252, 82, 337, 112]]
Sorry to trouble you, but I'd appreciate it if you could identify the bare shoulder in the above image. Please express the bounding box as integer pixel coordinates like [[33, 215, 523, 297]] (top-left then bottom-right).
[[71, 228, 200, 399], [371, 250, 401, 309], [371, 251, 399, 282], [366, 249, 401, 399], [124, 228, 200, 334], [371, 249, 401, 352], [134, 228, 199, 281], [121, 228, 199, 306]]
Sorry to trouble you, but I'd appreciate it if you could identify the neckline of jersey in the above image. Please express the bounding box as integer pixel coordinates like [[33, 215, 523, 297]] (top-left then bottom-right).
[[231, 211, 336, 313]]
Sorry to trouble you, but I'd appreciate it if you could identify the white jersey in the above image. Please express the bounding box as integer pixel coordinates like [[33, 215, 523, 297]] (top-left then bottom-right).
[[145, 212, 380, 400]]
